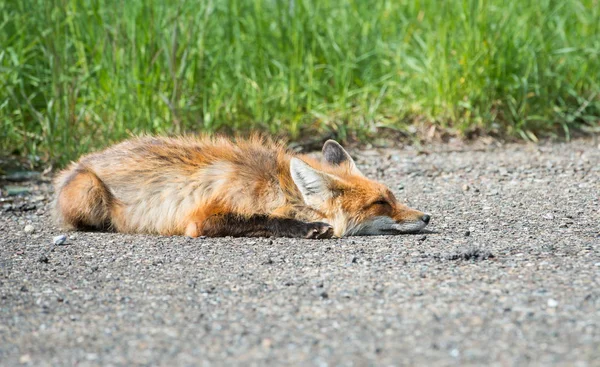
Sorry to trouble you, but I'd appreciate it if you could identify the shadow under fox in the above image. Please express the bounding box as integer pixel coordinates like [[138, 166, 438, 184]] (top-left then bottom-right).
[[54, 136, 430, 238]]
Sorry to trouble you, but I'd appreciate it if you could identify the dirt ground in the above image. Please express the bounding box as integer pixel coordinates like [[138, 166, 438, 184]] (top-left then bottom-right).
[[1, 139, 599, 366]]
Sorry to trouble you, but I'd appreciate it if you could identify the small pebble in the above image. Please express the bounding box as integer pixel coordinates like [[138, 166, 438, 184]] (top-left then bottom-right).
[[262, 338, 273, 349], [24, 224, 35, 234], [464, 230, 471, 237], [547, 299, 558, 308], [53, 235, 67, 245], [7, 186, 31, 196], [5, 171, 40, 182], [31, 195, 45, 202], [418, 235, 427, 241], [38, 254, 49, 263], [19, 355, 31, 364]]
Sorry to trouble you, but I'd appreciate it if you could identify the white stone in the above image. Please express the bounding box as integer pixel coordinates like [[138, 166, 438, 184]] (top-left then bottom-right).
[[53, 235, 67, 245]]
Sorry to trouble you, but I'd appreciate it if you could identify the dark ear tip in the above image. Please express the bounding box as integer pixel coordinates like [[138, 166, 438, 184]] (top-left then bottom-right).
[[322, 139, 341, 150]]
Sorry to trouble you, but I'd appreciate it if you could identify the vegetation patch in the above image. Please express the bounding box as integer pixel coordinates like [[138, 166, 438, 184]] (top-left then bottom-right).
[[1, 0, 599, 165]]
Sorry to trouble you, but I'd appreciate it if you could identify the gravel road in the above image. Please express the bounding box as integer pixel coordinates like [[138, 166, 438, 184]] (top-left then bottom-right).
[[1, 140, 599, 366]]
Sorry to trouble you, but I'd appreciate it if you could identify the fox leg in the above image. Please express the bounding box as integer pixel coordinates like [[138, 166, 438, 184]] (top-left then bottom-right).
[[203, 214, 333, 238], [185, 206, 333, 239]]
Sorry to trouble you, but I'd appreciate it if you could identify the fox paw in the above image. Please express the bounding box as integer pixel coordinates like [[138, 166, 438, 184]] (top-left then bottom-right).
[[305, 222, 334, 239]]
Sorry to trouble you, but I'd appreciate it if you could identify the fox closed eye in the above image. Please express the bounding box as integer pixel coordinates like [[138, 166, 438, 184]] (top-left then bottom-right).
[[371, 200, 390, 207]]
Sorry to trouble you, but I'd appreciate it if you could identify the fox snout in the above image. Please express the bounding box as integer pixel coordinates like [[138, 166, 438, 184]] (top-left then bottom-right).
[[343, 211, 431, 236], [345, 205, 431, 236], [346, 210, 430, 236], [387, 207, 431, 234]]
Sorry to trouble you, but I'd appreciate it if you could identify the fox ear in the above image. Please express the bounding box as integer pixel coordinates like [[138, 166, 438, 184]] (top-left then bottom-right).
[[290, 158, 338, 206], [322, 140, 363, 176]]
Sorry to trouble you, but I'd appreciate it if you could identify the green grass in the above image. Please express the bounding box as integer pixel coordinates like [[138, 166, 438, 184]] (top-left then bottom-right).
[[1, 0, 599, 165]]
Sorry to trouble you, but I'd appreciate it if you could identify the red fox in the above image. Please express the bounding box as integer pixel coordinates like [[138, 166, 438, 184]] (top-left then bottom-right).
[[53, 136, 430, 238]]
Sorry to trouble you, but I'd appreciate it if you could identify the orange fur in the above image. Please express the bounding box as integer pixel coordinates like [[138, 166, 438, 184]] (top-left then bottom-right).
[[53, 135, 430, 238]]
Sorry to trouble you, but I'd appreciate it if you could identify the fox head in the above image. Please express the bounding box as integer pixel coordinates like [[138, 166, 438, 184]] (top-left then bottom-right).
[[290, 140, 430, 237]]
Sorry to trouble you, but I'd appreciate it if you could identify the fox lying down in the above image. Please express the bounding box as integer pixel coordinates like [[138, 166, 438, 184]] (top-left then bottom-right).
[[54, 136, 430, 238]]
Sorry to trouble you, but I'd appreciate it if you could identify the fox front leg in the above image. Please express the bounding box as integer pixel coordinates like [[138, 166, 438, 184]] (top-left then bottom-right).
[[186, 213, 334, 239], [266, 217, 334, 239]]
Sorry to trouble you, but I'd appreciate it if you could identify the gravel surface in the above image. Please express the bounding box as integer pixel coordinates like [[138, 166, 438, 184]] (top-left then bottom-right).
[[1, 140, 599, 366]]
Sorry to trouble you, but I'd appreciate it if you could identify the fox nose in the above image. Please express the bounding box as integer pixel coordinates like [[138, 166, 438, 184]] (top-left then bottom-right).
[[421, 214, 431, 224]]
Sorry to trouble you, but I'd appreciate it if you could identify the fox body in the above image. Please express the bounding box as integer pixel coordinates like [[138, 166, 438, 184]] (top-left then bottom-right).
[[54, 136, 430, 238]]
